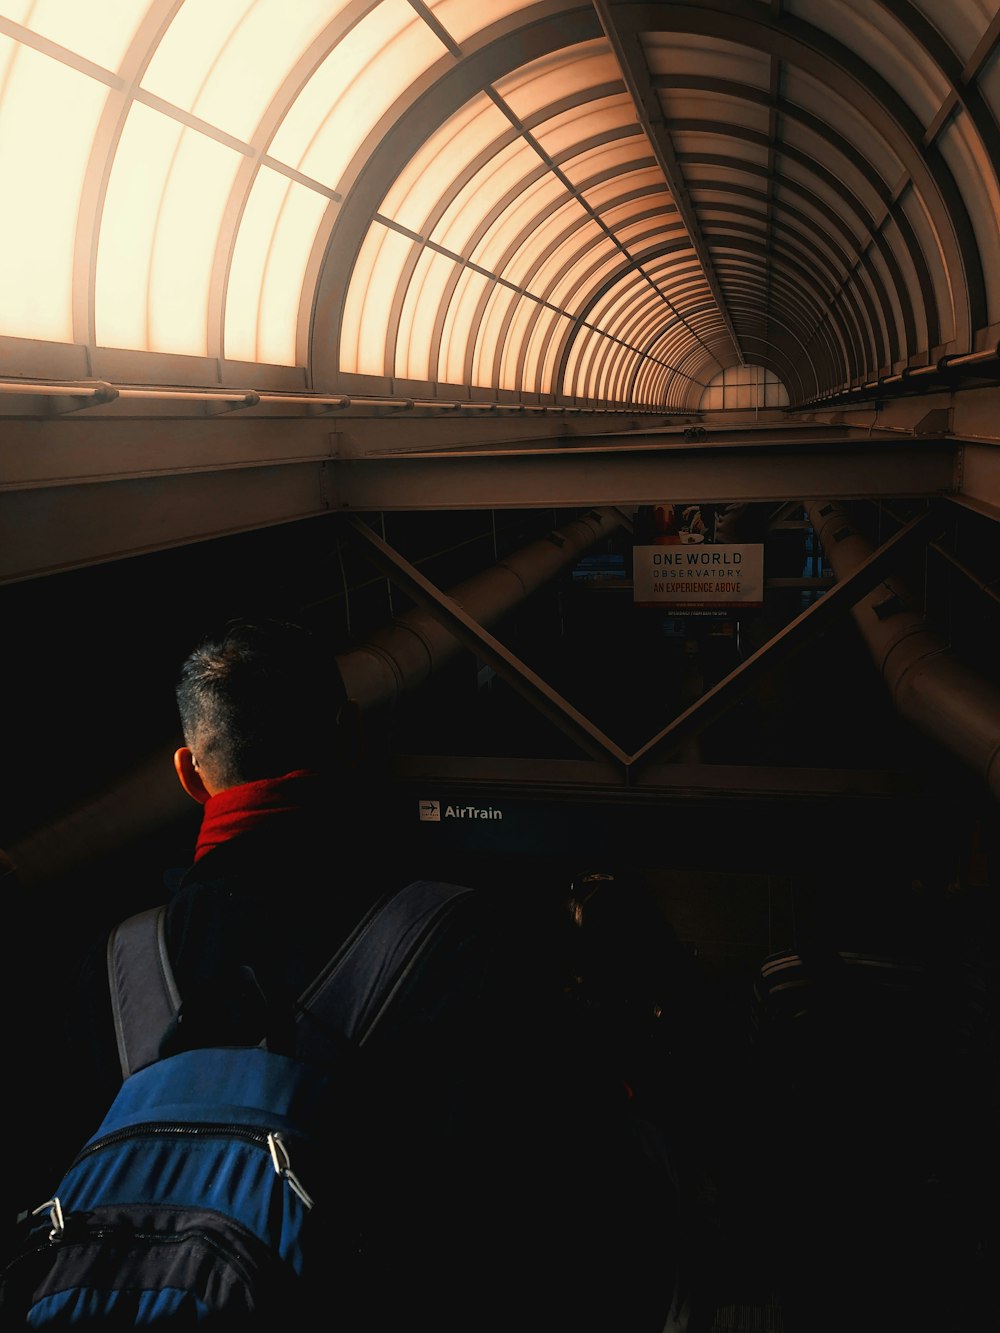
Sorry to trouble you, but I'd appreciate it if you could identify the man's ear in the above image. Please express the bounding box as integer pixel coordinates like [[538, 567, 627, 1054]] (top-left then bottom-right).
[[173, 747, 211, 805]]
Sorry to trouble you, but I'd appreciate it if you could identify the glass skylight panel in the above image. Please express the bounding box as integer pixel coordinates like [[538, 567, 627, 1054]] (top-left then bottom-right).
[[596, 340, 643, 403], [539, 310, 572, 393], [0, 0, 148, 71], [635, 359, 670, 404], [498, 298, 538, 390], [469, 174, 572, 277], [560, 140, 655, 190], [613, 220, 682, 253], [644, 324, 683, 366], [438, 265, 490, 384], [426, 0, 539, 48], [525, 305, 565, 394], [565, 325, 608, 400], [795, 0, 946, 125], [226, 168, 330, 365], [517, 305, 556, 393], [96, 102, 180, 351], [658, 89, 768, 136], [268, 0, 448, 193], [473, 281, 520, 386], [581, 167, 668, 211], [340, 222, 414, 375], [379, 95, 508, 235], [432, 138, 547, 256], [0, 37, 106, 342], [493, 43, 620, 122], [555, 244, 626, 317], [673, 129, 770, 170], [529, 213, 605, 300], [658, 272, 712, 309], [598, 190, 673, 231], [253, 181, 331, 366], [588, 268, 650, 331], [783, 67, 903, 185], [97, 106, 242, 354], [642, 251, 700, 294], [622, 318, 673, 370], [395, 248, 458, 381], [606, 347, 638, 403], [225, 167, 293, 364], [503, 195, 589, 290], [600, 288, 663, 344], [151, 129, 243, 355], [543, 232, 617, 309], [529, 93, 637, 161], [141, 0, 345, 145], [650, 29, 768, 85], [560, 323, 599, 394]]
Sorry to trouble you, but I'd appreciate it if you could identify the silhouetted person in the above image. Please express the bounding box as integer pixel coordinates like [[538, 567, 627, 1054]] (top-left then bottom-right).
[[6, 618, 688, 1332], [66, 619, 381, 1123]]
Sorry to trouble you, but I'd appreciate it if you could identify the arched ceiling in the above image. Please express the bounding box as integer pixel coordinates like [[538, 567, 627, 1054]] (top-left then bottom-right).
[[4, 0, 1000, 884], [1, 0, 998, 412], [3, 0, 1000, 586]]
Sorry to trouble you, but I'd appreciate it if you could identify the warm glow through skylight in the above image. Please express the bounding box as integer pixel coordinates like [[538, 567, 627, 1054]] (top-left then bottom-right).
[[226, 168, 331, 366], [379, 95, 508, 235], [0, 38, 106, 342], [2, 0, 146, 71], [340, 222, 414, 375], [0, 0, 693, 405], [426, 0, 539, 48], [439, 267, 490, 383], [396, 249, 457, 382], [142, 0, 342, 144], [268, 0, 447, 191]]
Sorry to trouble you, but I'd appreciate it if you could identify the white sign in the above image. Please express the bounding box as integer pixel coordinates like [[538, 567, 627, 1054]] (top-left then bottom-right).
[[633, 542, 764, 611]]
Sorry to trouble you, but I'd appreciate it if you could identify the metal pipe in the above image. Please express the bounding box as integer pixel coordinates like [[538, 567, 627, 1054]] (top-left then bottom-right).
[[0, 380, 116, 398], [805, 500, 1000, 802], [114, 388, 260, 404], [0, 381, 588, 414], [255, 394, 351, 409], [6, 508, 625, 885], [0, 376, 666, 417], [336, 507, 625, 711], [937, 340, 1000, 372]]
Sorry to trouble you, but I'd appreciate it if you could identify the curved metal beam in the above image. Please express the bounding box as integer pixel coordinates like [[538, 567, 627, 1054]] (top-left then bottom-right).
[[592, 0, 745, 362]]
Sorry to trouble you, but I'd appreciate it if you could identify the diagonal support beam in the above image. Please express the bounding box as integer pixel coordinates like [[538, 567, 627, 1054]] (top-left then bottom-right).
[[592, 0, 745, 362], [627, 501, 947, 771], [346, 516, 631, 766]]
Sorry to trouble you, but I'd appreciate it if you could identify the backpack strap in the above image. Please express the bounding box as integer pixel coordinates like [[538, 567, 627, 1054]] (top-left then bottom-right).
[[108, 879, 478, 1078], [293, 878, 477, 1058], [108, 905, 181, 1079]]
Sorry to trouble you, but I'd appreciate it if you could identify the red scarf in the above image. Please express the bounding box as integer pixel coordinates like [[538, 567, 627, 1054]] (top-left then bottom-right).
[[193, 770, 322, 862]]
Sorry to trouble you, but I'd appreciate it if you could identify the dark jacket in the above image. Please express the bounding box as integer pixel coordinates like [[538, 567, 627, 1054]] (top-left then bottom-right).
[[73, 791, 400, 1133], [32, 799, 683, 1332]]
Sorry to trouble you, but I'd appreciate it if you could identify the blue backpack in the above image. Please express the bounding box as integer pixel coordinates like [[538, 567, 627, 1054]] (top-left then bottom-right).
[[0, 878, 481, 1326]]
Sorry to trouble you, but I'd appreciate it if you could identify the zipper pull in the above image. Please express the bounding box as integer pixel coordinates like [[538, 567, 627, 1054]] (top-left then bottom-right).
[[267, 1132, 315, 1210], [32, 1197, 65, 1242]]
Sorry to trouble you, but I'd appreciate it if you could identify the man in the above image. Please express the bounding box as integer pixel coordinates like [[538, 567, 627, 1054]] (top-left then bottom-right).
[[72, 617, 390, 1124], [49, 617, 685, 1331]]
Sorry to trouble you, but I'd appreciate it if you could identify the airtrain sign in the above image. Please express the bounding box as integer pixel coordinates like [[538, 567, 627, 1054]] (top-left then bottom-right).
[[419, 800, 504, 822], [633, 542, 764, 613]]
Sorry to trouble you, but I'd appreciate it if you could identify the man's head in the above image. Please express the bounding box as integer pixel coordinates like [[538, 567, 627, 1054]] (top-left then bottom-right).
[[173, 618, 352, 802]]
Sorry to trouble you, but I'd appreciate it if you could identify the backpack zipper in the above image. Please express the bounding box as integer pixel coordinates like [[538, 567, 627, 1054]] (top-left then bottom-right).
[[40, 1125, 314, 1240]]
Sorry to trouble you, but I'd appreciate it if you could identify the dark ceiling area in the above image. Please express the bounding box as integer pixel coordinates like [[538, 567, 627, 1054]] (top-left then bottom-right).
[[4, 492, 996, 902]]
